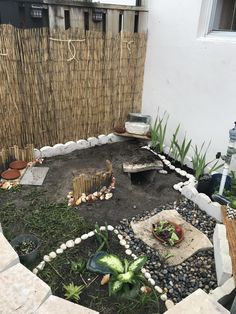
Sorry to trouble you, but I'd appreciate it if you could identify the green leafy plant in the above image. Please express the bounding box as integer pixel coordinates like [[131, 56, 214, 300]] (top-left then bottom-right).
[[230, 171, 236, 196], [168, 124, 180, 160], [64, 283, 84, 302], [192, 142, 224, 180], [98, 254, 147, 299], [173, 135, 192, 167], [70, 258, 86, 274], [94, 223, 109, 252], [150, 112, 169, 153], [153, 220, 182, 246]]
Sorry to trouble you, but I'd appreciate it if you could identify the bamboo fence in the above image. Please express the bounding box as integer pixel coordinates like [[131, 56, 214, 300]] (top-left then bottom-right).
[[0, 144, 34, 170], [0, 25, 147, 148]]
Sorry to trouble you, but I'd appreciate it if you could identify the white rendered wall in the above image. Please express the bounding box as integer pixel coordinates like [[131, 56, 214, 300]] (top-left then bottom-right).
[[142, 0, 236, 159]]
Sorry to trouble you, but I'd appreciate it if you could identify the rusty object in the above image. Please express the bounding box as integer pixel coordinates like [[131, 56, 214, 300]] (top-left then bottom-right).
[[1, 169, 21, 180], [9, 160, 27, 170]]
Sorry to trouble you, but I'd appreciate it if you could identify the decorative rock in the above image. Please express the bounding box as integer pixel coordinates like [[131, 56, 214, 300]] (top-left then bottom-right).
[[125, 244, 129, 249], [181, 185, 198, 202], [105, 193, 113, 200], [125, 249, 132, 255], [100, 226, 106, 231], [107, 225, 114, 231], [87, 137, 99, 147], [155, 286, 163, 294], [64, 141, 77, 155], [169, 165, 175, 170], [195, 193, 212, 212], [160, 294, 168, 301], [52, 143, 65, 156], [114, 229, 119, 234], [49, 252, 57, 259], [60, 243, 67, 250], [66, 240, 75, 248], [173, 184, 179, 191], [144, 272, 151, 279], [76, 140, 89, 150], [175, 168, 181, 173], [98, 135, 109, 145], [107, 133, 126, 143], [81, 234, 88, 240], [159, 170, 168, 174], [37, 261, 46, 271], [148, 278, 155, 286], [118, 234, 123, 240], [74, 237, 82, 245], [165, 299, 175, 310], [88, 231, 95, 237], [206, 202, 222, 222], [56, 248, 63, 254], [40, 146, 54, 158], [179, 170, 187, 177], [43, 255, 51, 263], [120, 240, 126, 246], [34, 148, 41, 159], [33, 268, 38, 275]]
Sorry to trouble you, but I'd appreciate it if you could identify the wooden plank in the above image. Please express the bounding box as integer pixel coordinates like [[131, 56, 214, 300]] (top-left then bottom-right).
[[123, 11, 135, 32], [222, 205, 236, 284], [107, 9, 120, 35], [70, 7, 84, 29], [138, 11, 148, 32], [114, 131, 150, 140]]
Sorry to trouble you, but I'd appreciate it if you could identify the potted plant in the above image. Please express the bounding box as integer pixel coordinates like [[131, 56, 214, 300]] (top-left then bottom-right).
[[152, 220, 184, 246], [11, 234, 40, 264], [98, 253, 147, 299]]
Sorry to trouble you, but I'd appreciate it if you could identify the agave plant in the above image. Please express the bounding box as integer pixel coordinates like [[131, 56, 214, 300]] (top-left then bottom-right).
[[64, 283, 84, 302], [98, 254, 147, 299]]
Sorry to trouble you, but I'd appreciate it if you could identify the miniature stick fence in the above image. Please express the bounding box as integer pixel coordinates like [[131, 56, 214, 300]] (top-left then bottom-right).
[[73, 160, 113, 200], [0, 25, 147, 148], [0, 144, 34, 170]]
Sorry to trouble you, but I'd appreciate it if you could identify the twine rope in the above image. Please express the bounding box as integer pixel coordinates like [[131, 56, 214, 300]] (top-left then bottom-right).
[[123, 40, 134, 54], [0, 51, 8, 56], [49, 37, 85, 62]]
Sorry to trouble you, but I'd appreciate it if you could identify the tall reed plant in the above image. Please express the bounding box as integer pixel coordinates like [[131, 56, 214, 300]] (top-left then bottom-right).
[[150, 112, 169, 153], [173, 134, 192, 167]]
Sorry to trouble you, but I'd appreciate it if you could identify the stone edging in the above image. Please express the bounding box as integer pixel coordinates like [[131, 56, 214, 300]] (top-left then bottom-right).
[[33, 225, 172, 305]]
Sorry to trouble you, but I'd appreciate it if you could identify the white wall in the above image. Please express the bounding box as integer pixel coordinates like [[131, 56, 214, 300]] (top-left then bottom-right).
[[142, 0, 236, 159]]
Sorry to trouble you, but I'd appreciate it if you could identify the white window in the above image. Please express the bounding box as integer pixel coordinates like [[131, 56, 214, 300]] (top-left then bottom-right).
[[211, 0, 236, 31]]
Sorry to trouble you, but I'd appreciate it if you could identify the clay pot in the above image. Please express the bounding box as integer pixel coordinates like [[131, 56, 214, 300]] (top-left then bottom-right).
[[9, 160, 27, 170], [1, 169, 21, 180], [152, 221, 184, 245]]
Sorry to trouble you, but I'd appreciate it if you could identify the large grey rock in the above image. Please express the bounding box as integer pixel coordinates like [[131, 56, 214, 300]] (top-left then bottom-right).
[[0, 263, 51, 313], [131, 210, 213, 266], [0, 232, 19, 273], [164, 289, 230, 313], [20, 167, 49, 185], [36, 295, 99, 314]]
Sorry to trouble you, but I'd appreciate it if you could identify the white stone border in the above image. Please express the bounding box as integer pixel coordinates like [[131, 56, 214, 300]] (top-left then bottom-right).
[[34, 225, 170, 303], [35, 134, 127, 159]]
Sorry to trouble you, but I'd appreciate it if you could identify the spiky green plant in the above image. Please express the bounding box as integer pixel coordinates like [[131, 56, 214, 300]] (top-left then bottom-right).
[[168, 124, 180, 159], [64, 283, 84, 302], [150, 112, 169, 153], [98, 254, 147, 299], [94, 223, 109, 252], [173, 135, 192, 166]]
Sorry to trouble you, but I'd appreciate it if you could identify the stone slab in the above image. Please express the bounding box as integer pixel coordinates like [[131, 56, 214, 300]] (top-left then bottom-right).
[[131, 210, 213, 266], [210, 277, 235, 303], [0, 232, 19, 273], [123, 160, 163, 173], [164, 289, 230, 314], [20, 167, 49, 185], [0, 263, 51, 313], [36, 295, 99, 314]]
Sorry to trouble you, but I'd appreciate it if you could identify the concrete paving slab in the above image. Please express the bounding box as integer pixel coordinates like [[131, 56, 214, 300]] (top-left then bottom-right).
[[20, 167, 49, 185], [35, 295, 99, 314], [0, 263, 51, 313], [0, 232, 19, 273], [131, 210, 213, 266], [164, 289, 230, 313]]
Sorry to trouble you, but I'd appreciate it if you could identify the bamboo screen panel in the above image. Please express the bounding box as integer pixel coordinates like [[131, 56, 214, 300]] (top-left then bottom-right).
[[0, 25, 147, 148]]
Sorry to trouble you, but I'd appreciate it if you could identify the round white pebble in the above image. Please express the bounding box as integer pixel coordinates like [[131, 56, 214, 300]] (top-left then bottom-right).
[[33, 268, 38, 275], [56, 248, 63, 254], [37, 261, 45, 271], [60, 243, 67, 250], [49, 252, 57, 259], [114, 229, 119, 234], [144, 272, 151, 279], [43, 255, 51, 263], [81, 234, 88, 240], [117, 234, 123, 240], [154, 286, 163, 294], [125, 249, 132, 255], [74, 237, 81, 244], [66, 240, 75, 248], [107, 225, 114, 231], [88, 231, 95, 237], [120, 239, 126, 246], [100, 226, 106, 231], [141, 268, 146, 274], [173, 184, 179, 190], [124, 244, 130, 249], [160, 294, 168, 301], [148, 278, 155, 286]]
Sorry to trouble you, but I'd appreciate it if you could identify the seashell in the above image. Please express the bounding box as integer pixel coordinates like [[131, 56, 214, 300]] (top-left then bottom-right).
[[1, 182, 11, 190], [81, 197, 86, 203], [49, 252, 57, 259], [105, 193, 113, 200], [140, 286, 152, 294], [100, 195, 105, 200], [101, 274, 110, 285]]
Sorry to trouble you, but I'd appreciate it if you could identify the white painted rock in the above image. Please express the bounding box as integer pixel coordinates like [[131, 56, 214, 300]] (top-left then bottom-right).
[[148, 278, 155, 286], [125, 122, 149, 135], [33, 268, 38, 275], [64, 141, 77, 154], [43, 255, 51, 263], [88, 231, 95, 237], [81, 234, 88, 240], [49, 252, 57, 259], [66, 240, 75, 248], [107, 225, 114, 231], [117, 234, 123, 240], [120, 240, 126, 246], [154, 286, 163, 294], [125, 249, 132, 255], [40, 146, 54, 158], [160, 294, 168, 301], [165, 299, 175, 310], [76, 140, 89, 150], [100, 226, 106, 231], [87, 137, 99, 147], [98, 134, 109, 145], [144, 272, 151, 279], [181, 185, 198, 202], [52, 143, 65, 156], [74, 238, 81, 244], [37, 261, 45, 271], [34, 148, 41, 159], [56, 248, 63, 254], [107, 133, 126, 143], [60, 243, 67, 250]]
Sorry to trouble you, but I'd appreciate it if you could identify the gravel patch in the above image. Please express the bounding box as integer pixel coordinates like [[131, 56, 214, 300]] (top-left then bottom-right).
[[116, 197, 217, 303]]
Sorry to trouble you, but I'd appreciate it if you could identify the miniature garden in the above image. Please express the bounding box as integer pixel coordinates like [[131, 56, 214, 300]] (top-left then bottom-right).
[[1, 112, 235, 313]]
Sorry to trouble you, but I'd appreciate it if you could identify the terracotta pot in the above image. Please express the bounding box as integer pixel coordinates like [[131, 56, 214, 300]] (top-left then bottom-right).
[[1, 169, 21, 180], [152, 221, 184, 245], [9, 160, 27, 170]]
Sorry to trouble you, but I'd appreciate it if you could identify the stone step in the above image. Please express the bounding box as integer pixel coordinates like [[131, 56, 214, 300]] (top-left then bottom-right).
[[164, 289, 230, 314], [35, 295, 99, 314], [0, 263, 51, 313], [0, 232, 19, 273]]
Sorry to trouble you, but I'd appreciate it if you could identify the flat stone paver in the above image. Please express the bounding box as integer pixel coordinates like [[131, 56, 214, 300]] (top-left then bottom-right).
[[20, 167, 49, 185], [164, 289, 230, 313], [0, 232, 19, 273], [131, 210, 213, 266], [123, 160, 163, 173], [0, 263, 51, 313], [35, 295, 99, 314]]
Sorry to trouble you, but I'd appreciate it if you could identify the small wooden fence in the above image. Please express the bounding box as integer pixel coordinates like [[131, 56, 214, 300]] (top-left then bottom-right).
[[0, 144, 34, 171], [0, 25, 147, 148], [73, 160, 112, 200]]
